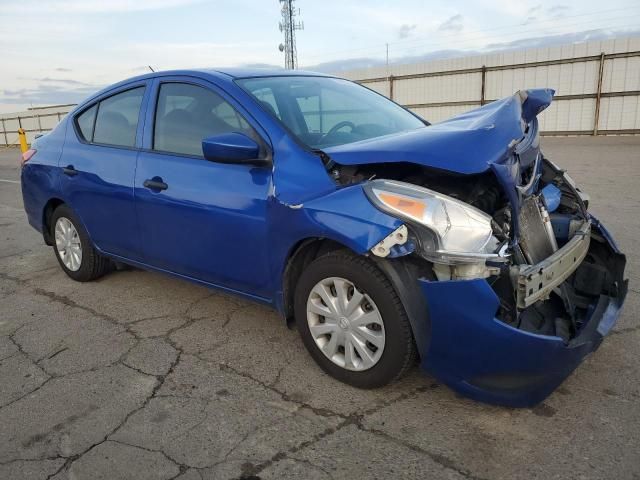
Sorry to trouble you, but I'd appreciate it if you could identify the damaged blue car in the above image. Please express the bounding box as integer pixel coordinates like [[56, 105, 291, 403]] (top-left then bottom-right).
[[21, 69, 628, 407]]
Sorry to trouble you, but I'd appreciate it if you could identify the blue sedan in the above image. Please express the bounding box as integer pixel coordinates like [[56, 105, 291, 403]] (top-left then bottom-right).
[[20, 69, 627, 407]]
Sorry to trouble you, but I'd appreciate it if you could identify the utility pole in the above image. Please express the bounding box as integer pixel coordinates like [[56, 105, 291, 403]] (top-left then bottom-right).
[[278, 0, 303, 69], [386, 43, 389, 70]]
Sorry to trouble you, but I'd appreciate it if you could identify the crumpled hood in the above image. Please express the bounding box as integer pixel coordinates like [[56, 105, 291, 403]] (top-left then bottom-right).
[[324, 88, 554, 175]]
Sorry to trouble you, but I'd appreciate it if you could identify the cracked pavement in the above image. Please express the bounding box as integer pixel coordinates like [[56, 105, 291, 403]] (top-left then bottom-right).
[[1, 137, 639, 480]]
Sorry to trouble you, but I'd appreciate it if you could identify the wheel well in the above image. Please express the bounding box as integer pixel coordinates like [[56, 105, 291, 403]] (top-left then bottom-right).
[[42, 198, 65, 245], [282, 238, 350, 322]]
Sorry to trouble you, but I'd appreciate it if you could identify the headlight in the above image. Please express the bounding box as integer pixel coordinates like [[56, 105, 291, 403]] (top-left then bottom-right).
[[364, 179, 502, 264]]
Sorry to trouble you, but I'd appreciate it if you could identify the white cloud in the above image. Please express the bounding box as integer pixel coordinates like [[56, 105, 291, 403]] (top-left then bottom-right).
[[438, 14, 464, 32], [398, 24, 418, 39]]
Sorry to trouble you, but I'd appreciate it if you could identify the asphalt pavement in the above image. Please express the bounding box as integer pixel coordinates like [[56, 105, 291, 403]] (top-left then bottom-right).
[[0, 136, 639, 479]]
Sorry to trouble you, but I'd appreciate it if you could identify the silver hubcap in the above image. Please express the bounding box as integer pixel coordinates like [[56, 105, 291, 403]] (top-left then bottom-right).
[[54, 217, 82, 271], [306, 277, 385, 371]]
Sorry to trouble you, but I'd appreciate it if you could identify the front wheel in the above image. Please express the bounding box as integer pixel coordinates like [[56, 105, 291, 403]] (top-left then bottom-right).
[[51, 204, 111, 282], [294, 251, 417, 388]]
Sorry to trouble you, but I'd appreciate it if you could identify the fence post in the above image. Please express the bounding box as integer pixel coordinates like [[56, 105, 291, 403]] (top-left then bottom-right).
[[480, 65, 487, 105], [37, 114, 42, 134], [1, 119, 7, 146], [389, 75, 394, 101], [18, 128, 29, 153], [593, 52, 606, 136]]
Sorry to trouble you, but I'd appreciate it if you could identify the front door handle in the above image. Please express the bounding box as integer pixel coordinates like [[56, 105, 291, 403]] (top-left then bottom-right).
[[63, 165, 78, 177], [143, 178, 168, 191]]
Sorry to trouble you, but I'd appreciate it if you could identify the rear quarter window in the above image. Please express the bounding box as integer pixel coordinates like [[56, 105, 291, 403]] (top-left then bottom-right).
[[75, 104, 97, 141]]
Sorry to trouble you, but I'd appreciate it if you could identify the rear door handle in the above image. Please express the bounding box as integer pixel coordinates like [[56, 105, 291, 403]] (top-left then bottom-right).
[[63, 165, 78, 177], [143, 178, 168, 191]]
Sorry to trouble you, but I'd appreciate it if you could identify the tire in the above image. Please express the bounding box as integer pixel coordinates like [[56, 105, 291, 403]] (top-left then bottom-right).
[[50, 204, 111, 282], [294, 250, 417, 389]]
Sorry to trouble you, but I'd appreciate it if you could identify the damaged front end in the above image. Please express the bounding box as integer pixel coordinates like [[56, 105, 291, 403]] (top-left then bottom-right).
[[327, 89, 628, 406]]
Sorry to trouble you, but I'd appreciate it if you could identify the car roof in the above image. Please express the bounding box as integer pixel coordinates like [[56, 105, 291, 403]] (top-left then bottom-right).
[[72, 68, 337, 113], [199, 67, 332, 79], [115, 68, 332, 85]]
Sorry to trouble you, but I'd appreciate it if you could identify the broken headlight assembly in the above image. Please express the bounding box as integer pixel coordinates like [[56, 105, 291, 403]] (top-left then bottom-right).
[[364, 179, 508, 275]]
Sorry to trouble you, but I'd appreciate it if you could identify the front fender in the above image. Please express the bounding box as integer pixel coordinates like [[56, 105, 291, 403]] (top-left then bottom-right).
[[299, 184, 402, 253], [268, 183, 402, 312]]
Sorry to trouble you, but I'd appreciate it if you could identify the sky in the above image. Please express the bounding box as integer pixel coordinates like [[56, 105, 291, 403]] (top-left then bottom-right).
[[1, 0, 639, 113]]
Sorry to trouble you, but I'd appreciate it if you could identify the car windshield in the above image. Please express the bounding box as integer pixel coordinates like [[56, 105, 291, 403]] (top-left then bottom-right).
[[237, 76, 426, 149]]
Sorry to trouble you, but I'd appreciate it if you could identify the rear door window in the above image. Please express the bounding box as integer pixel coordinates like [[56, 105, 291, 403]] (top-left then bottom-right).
[[92, 87, 145, 147]]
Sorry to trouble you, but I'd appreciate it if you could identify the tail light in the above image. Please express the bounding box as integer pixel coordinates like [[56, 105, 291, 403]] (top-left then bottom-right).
[[21, 149, 37, 166]]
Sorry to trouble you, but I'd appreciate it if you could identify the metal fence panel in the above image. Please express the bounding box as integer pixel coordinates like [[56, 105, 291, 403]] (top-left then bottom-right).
[[347, 37, 640, 135], [1, 106, 73, 146]]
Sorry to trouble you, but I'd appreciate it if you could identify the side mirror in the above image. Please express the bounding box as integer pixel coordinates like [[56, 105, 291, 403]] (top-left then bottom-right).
[[202, 132, 261, 164]]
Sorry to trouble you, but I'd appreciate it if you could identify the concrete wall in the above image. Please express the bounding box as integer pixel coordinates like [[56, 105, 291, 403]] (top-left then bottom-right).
[[339, 36, 640, 134]]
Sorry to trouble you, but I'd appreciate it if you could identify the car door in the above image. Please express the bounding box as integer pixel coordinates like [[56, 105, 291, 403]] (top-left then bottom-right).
[[134, 78, 273, 298], [60, 83, 149, 260]]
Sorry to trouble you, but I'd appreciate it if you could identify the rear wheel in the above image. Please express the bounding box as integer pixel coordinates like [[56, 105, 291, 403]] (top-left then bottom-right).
[[51, 204, 110, 282], [294, 250, 417, 388]]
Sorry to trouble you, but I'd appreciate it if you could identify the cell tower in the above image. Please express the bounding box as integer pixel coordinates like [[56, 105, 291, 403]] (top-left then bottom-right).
[[278, 0, 303, 69]]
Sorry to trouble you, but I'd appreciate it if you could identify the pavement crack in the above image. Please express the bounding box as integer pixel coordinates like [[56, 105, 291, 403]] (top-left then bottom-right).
[[44, 351, 183, 477], [0, 456, 66, 466], [45, 346, 68, 360], [126, 314, 174, 325], [269, 366, 284, 388], [183, 292, 221, 320], [120, 361, 160, 379], [0, 271, 143, 341], [359, 426, 490, 480], [222, 416, 292, 463], [109, 439, 189, 472], [214, 360, 346, 420], [221, 311, 234, 329], [283, 456, 336, 480], [0, 377, 54, 410], [205, 362, 441, 480], [8, 325, 39, 363]]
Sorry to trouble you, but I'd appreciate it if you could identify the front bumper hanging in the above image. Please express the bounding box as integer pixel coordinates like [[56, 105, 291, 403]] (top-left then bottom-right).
[[416, 219, 627, 407]]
